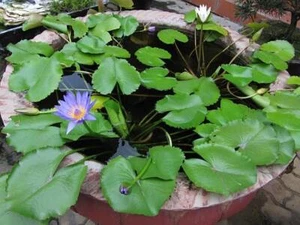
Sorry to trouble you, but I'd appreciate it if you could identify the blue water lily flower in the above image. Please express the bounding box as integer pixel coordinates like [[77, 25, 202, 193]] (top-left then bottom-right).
[[55, 91, 96, 134]]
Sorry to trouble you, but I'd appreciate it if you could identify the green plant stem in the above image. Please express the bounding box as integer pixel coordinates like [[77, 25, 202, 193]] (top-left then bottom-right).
[[236, 85, 270, 108], [205, 36, 244, 72], [138, 110, 157, 126], [194, 28, 200, 62], [174, 42, 196, 76], [156, 127, 172, 146], [132, 120, 162, 141], [73, 151, 112, 165], [127, 158, 152, 190], [172, 133, 197, 142], [197, 24, 204, 75]]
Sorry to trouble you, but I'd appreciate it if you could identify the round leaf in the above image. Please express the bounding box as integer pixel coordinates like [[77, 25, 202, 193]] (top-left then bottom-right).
[[101, 157, 175, 216], [157, 29, 188, 44], [183, 144, 256, 195]]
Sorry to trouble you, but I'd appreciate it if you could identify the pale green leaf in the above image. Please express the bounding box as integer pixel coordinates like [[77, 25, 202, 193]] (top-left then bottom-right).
[[195, 123, 219, 137], [184, 9, 196, 23], [287, 76, 300, 85], [57, 14, 88, 38], [268, 91, 300, 109], [266, 109, 300, 131]]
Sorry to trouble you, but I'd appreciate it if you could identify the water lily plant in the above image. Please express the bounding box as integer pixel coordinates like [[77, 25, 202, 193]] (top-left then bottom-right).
[[0, 3, 299, 224]]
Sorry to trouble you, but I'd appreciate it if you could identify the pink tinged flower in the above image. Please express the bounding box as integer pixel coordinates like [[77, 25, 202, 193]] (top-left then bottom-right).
[[195, 4, 211, 23], [55, 91, 96, 134]]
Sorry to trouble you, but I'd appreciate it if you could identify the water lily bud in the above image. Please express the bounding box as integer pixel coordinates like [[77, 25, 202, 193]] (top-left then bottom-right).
[[119, 185, 130, 195], [148, 26, 156, 33], [15, 108, 40, 115], [195, 4, 211, 23], [256, 88, 268, 95]]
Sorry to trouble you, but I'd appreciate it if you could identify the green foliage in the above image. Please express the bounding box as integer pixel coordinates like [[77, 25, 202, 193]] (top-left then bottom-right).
[[101, 146, 184, 216], [3, 9, 298, 220], [157, 29, 189, 44], [0, 148, 87, 222], [183, 144, 257, 195], [135, 47, 172, 67], [49, 0, 95, 14]]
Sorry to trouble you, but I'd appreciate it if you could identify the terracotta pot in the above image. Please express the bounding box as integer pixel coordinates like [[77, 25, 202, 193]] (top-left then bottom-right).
[[0, 10, 292, 225]]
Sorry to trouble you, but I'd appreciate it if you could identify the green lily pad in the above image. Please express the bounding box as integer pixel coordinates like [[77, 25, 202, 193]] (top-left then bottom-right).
[[135, 47, 171, 67], [183, 144, 256, 195], [157, 29, 188, 44]]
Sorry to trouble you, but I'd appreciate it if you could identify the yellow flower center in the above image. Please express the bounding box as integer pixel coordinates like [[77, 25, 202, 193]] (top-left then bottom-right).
[[70, 107, 86, 120]]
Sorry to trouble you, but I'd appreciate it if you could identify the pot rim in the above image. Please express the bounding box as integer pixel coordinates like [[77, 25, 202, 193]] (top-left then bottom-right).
[[0, 9, 293, 211]]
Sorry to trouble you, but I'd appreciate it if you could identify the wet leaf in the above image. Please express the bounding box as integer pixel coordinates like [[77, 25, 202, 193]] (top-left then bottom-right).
[[222, 64, 252, 86], [77, 36, 106, 54]]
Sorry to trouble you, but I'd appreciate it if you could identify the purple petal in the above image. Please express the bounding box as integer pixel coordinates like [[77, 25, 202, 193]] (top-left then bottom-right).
[[66, 121, 78, 134]]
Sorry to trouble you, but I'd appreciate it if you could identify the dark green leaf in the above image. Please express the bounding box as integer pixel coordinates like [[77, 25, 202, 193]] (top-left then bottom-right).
[[157, 29, 188, 44], [8, 56, 63, 102], [183, 144, 256, 195], [135, 47, 171, 67], [93, 57, 140, 95], [110, 0, 133, 8]]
